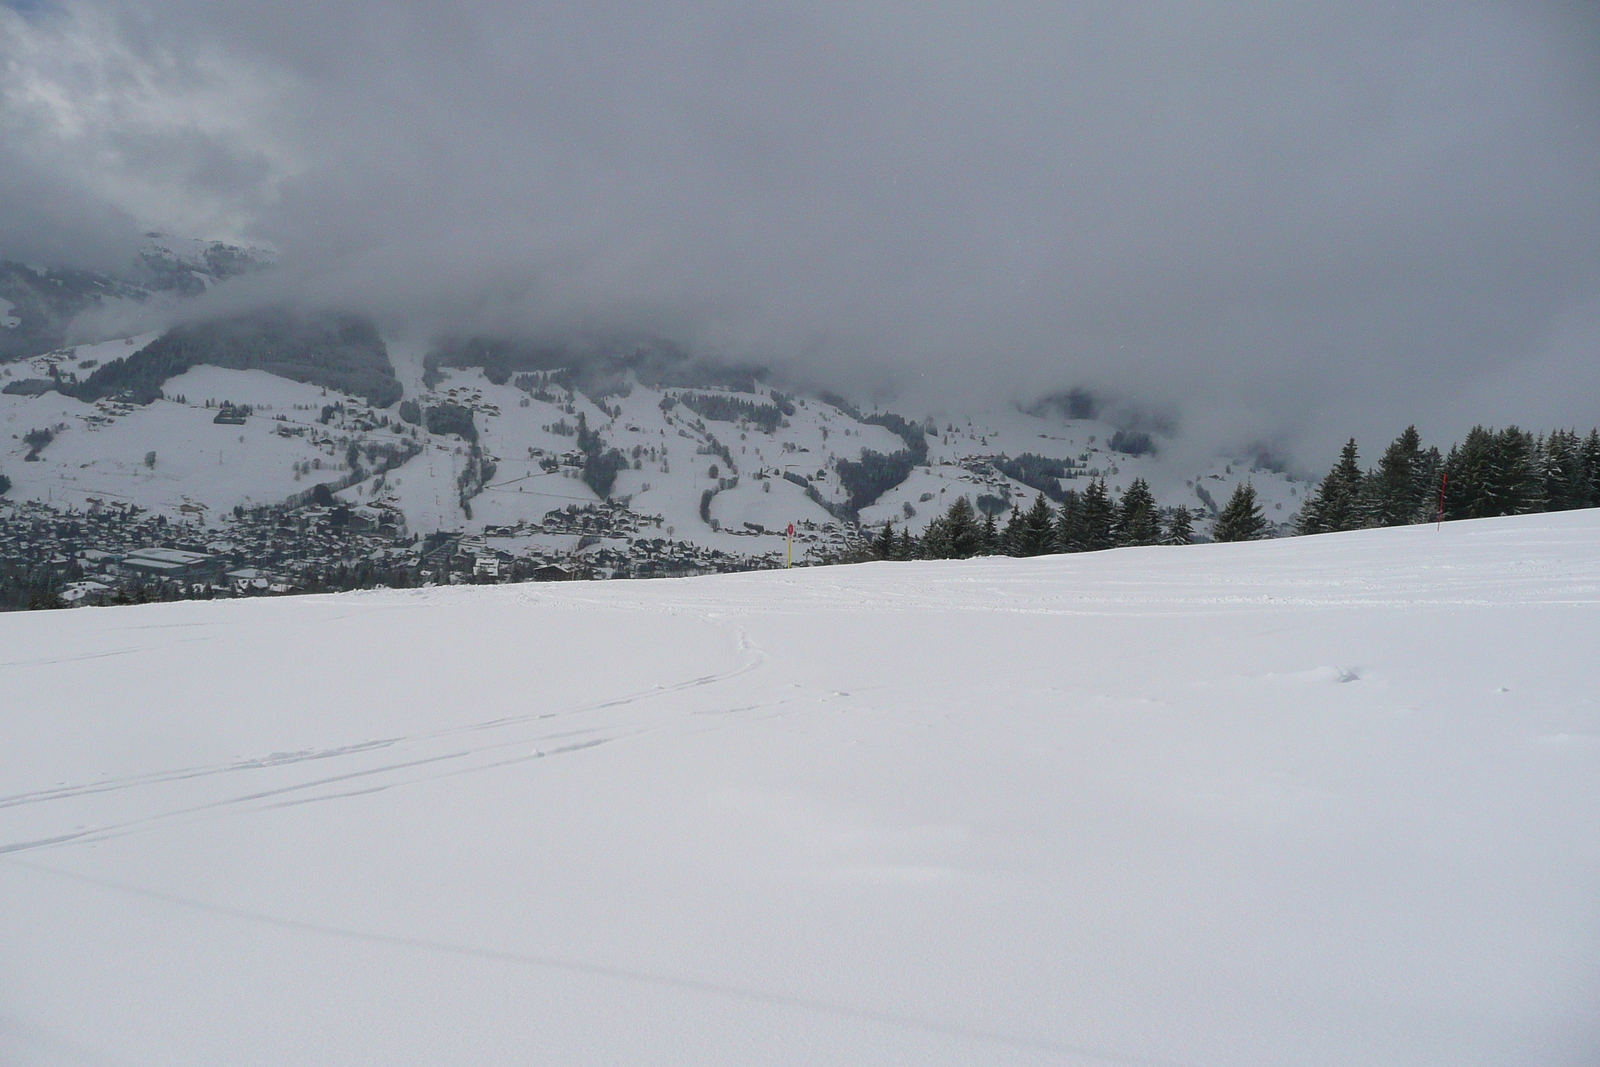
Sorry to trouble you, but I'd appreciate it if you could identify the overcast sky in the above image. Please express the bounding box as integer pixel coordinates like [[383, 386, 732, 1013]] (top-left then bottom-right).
[[2, 0, 1597, 463]]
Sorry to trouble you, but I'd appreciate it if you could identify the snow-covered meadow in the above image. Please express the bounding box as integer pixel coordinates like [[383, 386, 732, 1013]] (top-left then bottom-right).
[[2, 511, 1597, 1066]]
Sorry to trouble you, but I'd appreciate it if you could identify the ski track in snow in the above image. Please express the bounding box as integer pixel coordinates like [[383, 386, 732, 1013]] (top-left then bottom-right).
[[0, 614, 771, 855]]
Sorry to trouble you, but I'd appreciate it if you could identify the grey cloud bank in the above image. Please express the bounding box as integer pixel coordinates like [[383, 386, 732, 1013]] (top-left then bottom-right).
[[2, 0, 1597, 463]]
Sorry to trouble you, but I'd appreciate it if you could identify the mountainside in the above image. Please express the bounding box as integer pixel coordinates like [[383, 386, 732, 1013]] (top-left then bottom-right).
[[0, 323, 1306, 565], [0, 235, 273, 361], [3, 510, 1596, 1066], [0, 240, 1313, 568], [68, 309, 400, 408]]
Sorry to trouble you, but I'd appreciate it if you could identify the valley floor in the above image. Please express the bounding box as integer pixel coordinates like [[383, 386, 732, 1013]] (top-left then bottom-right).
[[1, 511, 1598, 1065]]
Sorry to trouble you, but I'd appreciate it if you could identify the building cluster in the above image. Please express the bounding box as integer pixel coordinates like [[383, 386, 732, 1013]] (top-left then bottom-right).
[[0, 495, 863, 610], [0, 499, 416, 608]]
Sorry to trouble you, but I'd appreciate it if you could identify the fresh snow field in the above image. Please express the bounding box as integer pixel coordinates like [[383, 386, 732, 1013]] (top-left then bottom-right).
[[2, 512, 1598, 1066]]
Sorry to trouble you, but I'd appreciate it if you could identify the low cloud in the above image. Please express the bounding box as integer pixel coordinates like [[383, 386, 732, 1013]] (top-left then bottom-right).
[[3, 0, 1598, 462]]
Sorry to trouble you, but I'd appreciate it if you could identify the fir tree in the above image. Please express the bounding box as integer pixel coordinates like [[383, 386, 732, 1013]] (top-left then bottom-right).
[[1115, 478, 1160, 546], [1162, 505, 1194, 545], [1078, 479, 1116, 551], [1018, 493, 1056, 556], [948, 496, 983, 558], [1372, 426, 1429, 525], [1498, 427, 1546, 515], [920, 514, 949, 559], [923, 496, 983, 559], [1214, 482, 1269, 541], [1447, 426, 1498, 517], [896, 526, 917, 561], [1443, 426, 1544, 519], [1583, 430, 1600, 508], [1001, 505, 1025, 557], [1416, 445, 1444, 522], [979, 511, 998, 555], [872, 522, 897, 560], [1054, 489, 1083, 553], [1299, 438, 1369, 533], [1541, 429, 1586, 511]]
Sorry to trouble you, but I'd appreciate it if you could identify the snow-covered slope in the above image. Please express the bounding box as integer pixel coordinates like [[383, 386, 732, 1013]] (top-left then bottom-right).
[[3, 329, 1309, 551], [2, 511, 1596, 1066], [1, 348, 398, 519]]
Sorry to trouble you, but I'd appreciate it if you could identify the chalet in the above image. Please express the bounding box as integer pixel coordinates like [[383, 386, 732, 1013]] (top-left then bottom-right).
[[60, 579, 112, 603]]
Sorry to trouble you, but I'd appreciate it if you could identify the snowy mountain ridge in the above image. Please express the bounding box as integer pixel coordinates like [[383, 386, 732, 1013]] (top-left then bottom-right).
[[1, 326, 1306, 567]]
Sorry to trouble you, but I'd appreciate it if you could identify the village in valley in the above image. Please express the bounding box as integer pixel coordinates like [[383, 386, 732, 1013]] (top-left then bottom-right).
[[0, 321, 1304, 611], [0, 493, 849, 610]]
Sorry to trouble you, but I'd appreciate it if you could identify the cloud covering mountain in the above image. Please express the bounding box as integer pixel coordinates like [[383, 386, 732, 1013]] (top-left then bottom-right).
[[2, 0, 1597, 461]]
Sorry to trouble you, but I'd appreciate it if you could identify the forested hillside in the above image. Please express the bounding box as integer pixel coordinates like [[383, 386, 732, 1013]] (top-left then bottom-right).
[[70, 309, 401, 408]]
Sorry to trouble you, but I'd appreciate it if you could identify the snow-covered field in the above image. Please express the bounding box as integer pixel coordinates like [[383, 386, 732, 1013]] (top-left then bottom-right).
[[2, 512, 1597, 1066]]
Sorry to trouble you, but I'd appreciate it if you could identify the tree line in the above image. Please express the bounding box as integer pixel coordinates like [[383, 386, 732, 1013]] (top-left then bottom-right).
[[1297, 424, 1600, 533], [891, 421, 1598, 564], [667, 392, 789, 434], [67, 309, 402, 408], [867, 478, 1271, 561]]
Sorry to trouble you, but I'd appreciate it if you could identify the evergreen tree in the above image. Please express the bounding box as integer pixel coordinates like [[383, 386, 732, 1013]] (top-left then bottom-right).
[[1498, 426, 1547, 515], [1541, 429, 1587, 511], [1583, 430, 1600, 508], [979, 511, 998, 555], [1372, 426, 1429, 525], [948, 496, 983, 558], [896, 526, 917, 561], [1115, 478, 1160, 546], [1018, 493, 1056, 556], [872, 522, 897, 560], [1078, 479, 1116, 551], [922, 496, 983, 559], [1054, 489, 1083, 553], [1447, 426, 1499, 518], [1162, 504, 1194, 545], [1214, 482, 1269, 541], [1001, 505, 1025, 557], [1443, 425, 1544, 519], [920, 514, 950, 559], [1416, 445, 1444, 523], [1299, 438, 1369, 533]]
